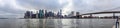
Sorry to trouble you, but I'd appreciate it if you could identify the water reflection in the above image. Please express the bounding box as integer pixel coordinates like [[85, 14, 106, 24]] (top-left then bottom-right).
[[0, 19, 116, 28]]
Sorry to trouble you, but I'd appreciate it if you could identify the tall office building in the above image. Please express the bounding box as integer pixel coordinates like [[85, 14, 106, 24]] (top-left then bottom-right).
[[76, 12, 80, 18], [38, 9, 44, 18], [31, 14, 36, 18], [24, 11, 30, 18], [44, 10, 47, 17], [60, 9, 62, 16], [36, 11, 39, 18], [47, 11, 55, 17], [57, 12, 60, 17], [76, 12, 79, 16], [71, 11, 74, 16], [24, 11, 33, 18], [45, 10, 47, 14], [57, 9, 63, 18]]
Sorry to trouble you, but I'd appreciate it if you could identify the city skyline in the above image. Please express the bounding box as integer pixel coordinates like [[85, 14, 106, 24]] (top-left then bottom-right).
[[0, 0, 120, 18]]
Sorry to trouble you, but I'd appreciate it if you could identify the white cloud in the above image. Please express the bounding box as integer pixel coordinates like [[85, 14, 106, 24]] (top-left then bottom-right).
[[0, 0, 120, 18]]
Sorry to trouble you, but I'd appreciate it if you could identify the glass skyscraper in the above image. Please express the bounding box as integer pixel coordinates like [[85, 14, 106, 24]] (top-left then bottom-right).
[[38, 10, 44, 18]]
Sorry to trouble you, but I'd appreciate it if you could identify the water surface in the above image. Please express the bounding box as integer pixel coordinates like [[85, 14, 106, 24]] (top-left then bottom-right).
[[0, 19, 116, 28]]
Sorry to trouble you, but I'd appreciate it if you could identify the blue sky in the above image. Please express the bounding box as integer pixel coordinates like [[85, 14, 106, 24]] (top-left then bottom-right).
[[0, 0, 120, 18]]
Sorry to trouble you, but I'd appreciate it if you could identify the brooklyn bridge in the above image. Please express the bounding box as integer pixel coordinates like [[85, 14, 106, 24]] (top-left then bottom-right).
[[79, 7, 120, 19]]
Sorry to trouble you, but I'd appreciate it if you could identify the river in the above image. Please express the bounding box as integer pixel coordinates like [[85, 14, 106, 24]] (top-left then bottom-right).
[[0, 19, 116, 28]]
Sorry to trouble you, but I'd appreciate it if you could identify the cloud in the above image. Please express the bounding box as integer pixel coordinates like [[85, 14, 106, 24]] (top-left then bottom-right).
[[0, 0, 120, 18], [0, 0, 26, 18], [17, 0, 61, 10]]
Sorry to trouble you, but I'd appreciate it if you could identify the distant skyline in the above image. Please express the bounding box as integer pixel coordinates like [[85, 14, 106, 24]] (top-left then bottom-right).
[[0, 0, 120, 18]]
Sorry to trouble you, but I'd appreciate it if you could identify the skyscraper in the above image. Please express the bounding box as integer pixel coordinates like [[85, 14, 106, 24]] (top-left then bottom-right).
[[30, 11, 33, 18], [24, 11, 33, 18], [38, 9, 44, 18], [60, 9, 62, 16], [57, 9, 63, 18], [32, 14, 36, 18], [76, 12, 79, 16], [76, 12, 80, 18], [57, 12, 60, 17], [47, 11, 55, 17], [36, 11, 39, 18], [44, 10, 47, 18]]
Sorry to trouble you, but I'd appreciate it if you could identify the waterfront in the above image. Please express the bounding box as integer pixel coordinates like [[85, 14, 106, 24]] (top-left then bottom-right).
[[0, 19, 117, 28]]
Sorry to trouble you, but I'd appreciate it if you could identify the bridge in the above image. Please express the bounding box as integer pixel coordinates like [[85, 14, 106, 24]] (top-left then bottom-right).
[[79, 7, 120, 28], [81, 11, 120, 15], [80, 7, 120, 18], [80, 11, 120, 17]]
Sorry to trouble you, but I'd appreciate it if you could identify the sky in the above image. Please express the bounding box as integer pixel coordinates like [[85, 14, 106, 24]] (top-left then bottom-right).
[[0, 0, 120, 18]]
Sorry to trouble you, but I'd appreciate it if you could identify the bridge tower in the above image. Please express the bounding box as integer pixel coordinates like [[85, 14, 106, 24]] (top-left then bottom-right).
[[89, 14, 93, 18]]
